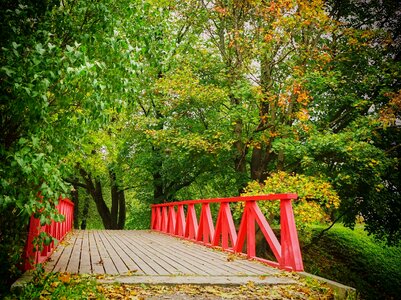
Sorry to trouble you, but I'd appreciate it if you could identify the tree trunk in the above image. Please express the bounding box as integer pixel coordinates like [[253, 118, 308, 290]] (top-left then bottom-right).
[[233, 121, 247, 174], [93, 179, 113, 229], [118, 190, 126, 229], [250, 141, 276, 183], [76, 166, 126, 230], [110, 170, 119, 228], [152, 145, 166, 203], [110, 169, 126, 229], [71, 187, 79, 229], [80, 196, 90, 230], [250, 53, 276, 182]]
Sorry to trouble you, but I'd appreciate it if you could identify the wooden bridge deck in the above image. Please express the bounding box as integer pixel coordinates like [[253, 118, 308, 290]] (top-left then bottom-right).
[[44, 230, 291, 284]]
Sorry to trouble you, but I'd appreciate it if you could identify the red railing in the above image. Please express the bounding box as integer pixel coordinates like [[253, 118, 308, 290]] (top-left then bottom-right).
[[23, 197, 74, 270], [151, 194, 304, 271]]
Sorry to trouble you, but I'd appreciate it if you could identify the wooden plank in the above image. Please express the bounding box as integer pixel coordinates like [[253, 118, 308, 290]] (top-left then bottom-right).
[[140, 232, 243, 275], [101, 230, 143, 275], [88, 230, 105, 274], [114, 231, 171, 275], [79, 231, 92, 274], [111, 231, 164, 275], [53, 232, 78, 272], [66, 230, 83, 273], [97, 231, 129, 274], [93, 230, 118, 275], [118, 231, 197, 275], [119, 231, 186, 274], [45, 229, 280, 277], [43, 238, 65, 272], [107, 232, 158, 275], [143, 232, 267, 275], [133, 231, 227, 275], [136, 231, 237, 275], [228, 257, 280, 274], [124, 231, 194, 274]]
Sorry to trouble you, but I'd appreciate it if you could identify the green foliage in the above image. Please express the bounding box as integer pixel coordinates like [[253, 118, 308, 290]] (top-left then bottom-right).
[[0, 0, 145, 289], [302, 225, 401, 300], [125, 198, 151, 230], [0, 207, 26, 296], [240, 172, 339, 228], [5, 271, 100, 300]]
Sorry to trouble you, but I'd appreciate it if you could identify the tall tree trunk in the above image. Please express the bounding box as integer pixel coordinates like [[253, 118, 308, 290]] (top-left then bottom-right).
[[250, 143, 275, 182], [153, 170, 165, 203], [250, 53, 276, 182], [73, 166, 126, 229], [79, 167, 113, 229], [71, 187, 79, 229], [118, 190, 126, 229], [152, 145, 165, 203], [230, 92, 248, 193], [110, 169, 126, 229], [80, 196, 90, 230], [110, 170, 119, 229], [93, 179, 113, 229]]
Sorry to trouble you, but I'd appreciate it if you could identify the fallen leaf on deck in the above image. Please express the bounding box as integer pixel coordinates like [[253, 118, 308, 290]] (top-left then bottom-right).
[[58, 273, 70, 283], [126, 269, 138, 275]]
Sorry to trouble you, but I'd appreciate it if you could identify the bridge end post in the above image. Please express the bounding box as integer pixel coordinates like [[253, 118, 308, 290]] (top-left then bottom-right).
[[280, 198, 304, 271]]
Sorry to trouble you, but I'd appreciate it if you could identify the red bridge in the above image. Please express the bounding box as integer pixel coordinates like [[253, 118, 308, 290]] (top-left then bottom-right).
[[23, 194, 304, 285]]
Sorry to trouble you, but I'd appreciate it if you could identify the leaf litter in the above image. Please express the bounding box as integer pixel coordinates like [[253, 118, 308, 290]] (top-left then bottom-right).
[[14, 272, 334, 299]]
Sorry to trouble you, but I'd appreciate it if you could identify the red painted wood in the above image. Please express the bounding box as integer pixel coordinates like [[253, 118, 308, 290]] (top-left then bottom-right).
[[175, 204, 185, 236], [196, 203, 214, 245], [280, 199, 304, 271], [184, 204, 198, 240], [153, 194, 297, 207], [156, 207, 162, 230], [161, 207, 168, 232], [151, 207, 156, 229], [24, 196, 74, 270], [151, 193, 304, 272], [250, 201, 282, 262], [167, 206, 176, 234], [246, 203, 256, 258], [234, 205, 248, 254], [212, 202, 237, 249]]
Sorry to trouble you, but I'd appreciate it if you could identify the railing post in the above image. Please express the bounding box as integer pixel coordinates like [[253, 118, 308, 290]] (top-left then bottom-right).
[[280, 198, 304, 271], [196, 203, 214, 244], [246, 201, 256, 258], [151, 206, 155, 229], [167, 206, 177, 234], [161, 207, 168, 232], [213, 202, 237, 249], [185, 203, 198, 240], [175, 204, 185, 236]]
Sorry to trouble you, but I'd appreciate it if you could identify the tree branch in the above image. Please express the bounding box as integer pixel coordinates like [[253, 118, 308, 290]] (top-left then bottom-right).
[[64, 178, 89, 189]]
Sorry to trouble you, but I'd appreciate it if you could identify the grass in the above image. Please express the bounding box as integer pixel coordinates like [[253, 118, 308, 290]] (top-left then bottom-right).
[[301, 224, 401, 300], [5, 271, 100, 300]]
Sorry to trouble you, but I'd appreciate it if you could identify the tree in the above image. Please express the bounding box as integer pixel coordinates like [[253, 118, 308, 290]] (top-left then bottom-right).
[[0, 0, 140, 289], [159, 0, 401, 244]]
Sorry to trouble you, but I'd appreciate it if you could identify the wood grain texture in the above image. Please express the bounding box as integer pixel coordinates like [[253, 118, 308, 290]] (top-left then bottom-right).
[[44, 230, 283, 277]]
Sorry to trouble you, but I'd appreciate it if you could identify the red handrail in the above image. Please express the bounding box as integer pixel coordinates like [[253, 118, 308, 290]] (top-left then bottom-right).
[[23, 196, 74, 270], [151, 193, 304, 271]]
